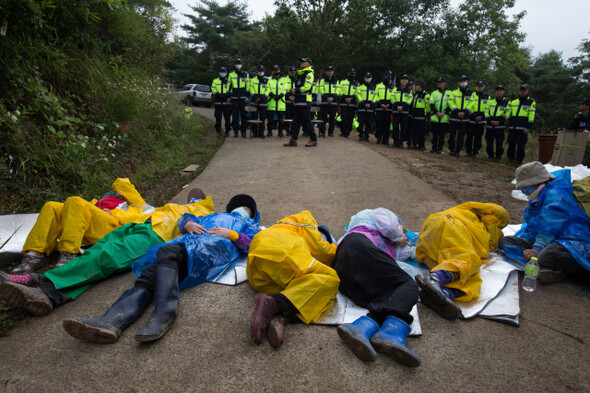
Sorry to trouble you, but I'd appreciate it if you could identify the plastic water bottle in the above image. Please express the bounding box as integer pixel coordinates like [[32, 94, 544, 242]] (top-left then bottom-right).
[[522, 257, 540, 292]]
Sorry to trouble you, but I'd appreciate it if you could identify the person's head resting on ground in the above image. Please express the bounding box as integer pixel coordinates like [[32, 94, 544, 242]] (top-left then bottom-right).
[[226, 194, 257, 219], [515, 161, 555, 200], [187, 188, 206, 204]]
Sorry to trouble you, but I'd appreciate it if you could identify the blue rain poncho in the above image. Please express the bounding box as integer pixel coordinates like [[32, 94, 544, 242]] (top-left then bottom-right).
[[506, 169, 590, 271], [131, 211, 261, 289]]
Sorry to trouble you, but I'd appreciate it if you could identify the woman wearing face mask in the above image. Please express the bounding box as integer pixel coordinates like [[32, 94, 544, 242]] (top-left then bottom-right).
[[500, 162, 590, 283], [61, 194, 261, 344], [212, 66, 232, 136]]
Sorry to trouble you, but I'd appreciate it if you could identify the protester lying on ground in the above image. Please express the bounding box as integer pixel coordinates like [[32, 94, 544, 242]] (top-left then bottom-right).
[[62, 194, 260, 343], [0, 189, 214, 317], [414, 202, 509, 320], [334, 208, 421, 367], [11, 178, 150, 274], [500, 161, 590, 284], [247, 210, 340, 348]]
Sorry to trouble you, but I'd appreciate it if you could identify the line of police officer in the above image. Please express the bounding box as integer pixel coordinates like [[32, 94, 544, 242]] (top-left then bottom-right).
[[212, 60, 538, 162]]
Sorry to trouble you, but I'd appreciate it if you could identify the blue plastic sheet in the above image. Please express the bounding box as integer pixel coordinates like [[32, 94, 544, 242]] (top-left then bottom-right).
[[131, 211, 261, 290], [504, 169, 590, 271]]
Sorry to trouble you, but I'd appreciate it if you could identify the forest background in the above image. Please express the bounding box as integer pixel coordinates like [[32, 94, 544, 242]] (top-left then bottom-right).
[[1, 0, 589, 213]]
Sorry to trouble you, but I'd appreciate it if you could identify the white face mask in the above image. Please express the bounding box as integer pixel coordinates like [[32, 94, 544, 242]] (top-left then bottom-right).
[[459, 81, 468, 88], [257, 72, 264, 77], [235, 64, 242, 71], [231, 207, 251, 220], [365, 78, 372, 83], [219, 73, 226, 78]]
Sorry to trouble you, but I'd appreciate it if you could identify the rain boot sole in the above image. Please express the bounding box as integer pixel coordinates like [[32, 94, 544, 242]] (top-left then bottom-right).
[[267, 317, 285, 349], [337, 325, 377, 362], [416, 275, 461, 321], [370, 338, 421, 367], [63, 319, 118, 344], [135, 321, 174, 343], [250, 293, 274, 344], [0, 282, 52, 316]]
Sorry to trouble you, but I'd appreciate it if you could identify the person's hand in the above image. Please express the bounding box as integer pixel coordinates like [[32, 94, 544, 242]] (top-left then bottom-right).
[[289, 96, 295, 102], [458, 112, 465, 119], [365, 103, 371, 109], [523, 249, 538, 261], [502, 113, 507, 118], [290, 88, 296, 95], [397, 105, 403, 112], [184, 221, 207, 235], [524, 128, 530, 134], [101, 208, 111, 214], [243, 98, 248, 103], [345, 97, 352, 104], [384, 104, 390, 109], [437, 112, 444, 119], [327, 97, 334, 103], [491, 120, 499, 126], [475, 115, 482, 122], [208, 226, 230, 238], [226, 98, 230, 104]]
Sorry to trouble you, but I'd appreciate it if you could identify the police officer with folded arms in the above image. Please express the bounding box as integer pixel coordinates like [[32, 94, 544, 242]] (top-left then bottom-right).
[[338, 67, 359, 138], [211, 66, 231, 136], [428, 77, 452, 153], [466, 80, 489, 157], [507, 84, 536, 164], [375, 70, 395, 145], [448, 74, 473, 156], [228, 58, 250, 138], [356, 72, 376, 142], [392, 74, 413, 148], [317, 65, 340, 137], [485, 85, 510, 160]]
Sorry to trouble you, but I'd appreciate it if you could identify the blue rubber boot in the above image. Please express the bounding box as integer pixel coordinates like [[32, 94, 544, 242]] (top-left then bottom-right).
[[337, 316, 380, 362], [370, 316, 421, 367]]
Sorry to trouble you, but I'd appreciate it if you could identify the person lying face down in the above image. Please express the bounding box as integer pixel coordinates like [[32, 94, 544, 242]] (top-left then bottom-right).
[[247, 210, 340, 349], [0, 188, 214, 317], [61, 194, 261, 344], [414, 202, 509, 321], [500, 161, 590, 284], [333, 208, 421, 367]]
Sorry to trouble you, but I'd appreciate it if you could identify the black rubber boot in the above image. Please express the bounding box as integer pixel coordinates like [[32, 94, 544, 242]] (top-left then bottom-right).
[[135, 264, 180, 342], [63, 287, 151, 344]]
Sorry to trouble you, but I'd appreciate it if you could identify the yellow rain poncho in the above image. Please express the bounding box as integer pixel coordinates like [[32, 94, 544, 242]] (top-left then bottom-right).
[[22, 178, 149, 255], [247, 210, 340, 324], [415, 202, 509, 301]]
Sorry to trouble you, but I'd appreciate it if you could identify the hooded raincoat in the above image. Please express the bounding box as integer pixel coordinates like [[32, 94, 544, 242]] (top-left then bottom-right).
[[246, 211, 340, 324], [511, 169, 590, 271], [416, 202, 509, 301], [132, 210, 261, 290]]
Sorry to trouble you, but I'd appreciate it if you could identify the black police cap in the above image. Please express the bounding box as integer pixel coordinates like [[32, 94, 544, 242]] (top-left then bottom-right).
[[235, 58, 242, 64], [519, 84, 529, 90], [288, 66, 297, 72], [580, 98, 590, 106], [364, 72, 372, 78], [326, 65, 335, 71], [299, 57, 313, 66], [257, 64, 265, 71], [495, 85, 505, 91], [272, 64, 280, 71], [459, 74, 468, 81], [348, 67, 357, 74], [436, 77, 447, 83], [417, 80, 426, 88], [475, 80, 485, 86], [219, 66, 227, 73], [400, 74, 409, 79]]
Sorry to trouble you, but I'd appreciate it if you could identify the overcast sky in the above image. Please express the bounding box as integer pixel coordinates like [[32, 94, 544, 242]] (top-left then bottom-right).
[[168, 0, 590, 61]]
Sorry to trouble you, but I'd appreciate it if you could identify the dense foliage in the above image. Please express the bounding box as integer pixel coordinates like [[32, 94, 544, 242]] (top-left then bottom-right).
[[0, 0, 221, 213]]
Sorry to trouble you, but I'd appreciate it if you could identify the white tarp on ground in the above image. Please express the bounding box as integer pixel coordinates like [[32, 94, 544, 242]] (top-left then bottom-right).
[[512, 163, 590, 201], [0, 213, 40, 253]]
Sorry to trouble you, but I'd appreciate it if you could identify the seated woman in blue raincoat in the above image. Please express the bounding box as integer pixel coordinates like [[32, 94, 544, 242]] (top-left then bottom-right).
[[500, 161, 590, 283], [62, 194, 261, 344]]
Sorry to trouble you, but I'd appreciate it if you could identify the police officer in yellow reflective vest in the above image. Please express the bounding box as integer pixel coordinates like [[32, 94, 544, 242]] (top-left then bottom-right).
[[375, 70, 395, 145], [249, 65, 269, 139], [392, 74, 413, 148], [211, 66, 231, 136], [283, 66, 298, 136], [356, 72, 376, 142], [448, 74, 473, 156], [409, 81, 430, 151], [485, 85, 510, 160], [318, 65, 340, 137], [228, 58, 250, 138], [507, 84, 536, 164], [466, 80, 489, 157], [284, 57, 317, 147], [338, 67, 359, 138], [428, 77, 453, 153], [267, 65, 287, 138]]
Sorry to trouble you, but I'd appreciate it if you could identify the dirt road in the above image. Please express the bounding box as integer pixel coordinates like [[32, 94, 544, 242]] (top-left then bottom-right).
[[1, 107, 588, 392]]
